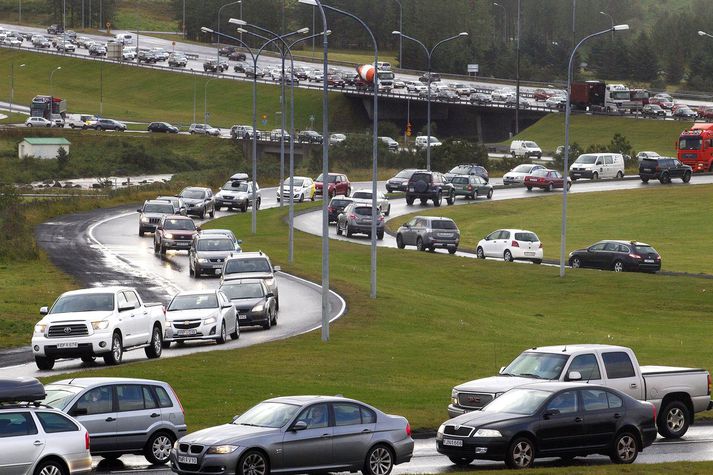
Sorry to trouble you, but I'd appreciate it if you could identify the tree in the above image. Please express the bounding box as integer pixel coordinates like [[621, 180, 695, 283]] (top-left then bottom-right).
[[56, 146, 69, 170], [629, 33, 659, 82]]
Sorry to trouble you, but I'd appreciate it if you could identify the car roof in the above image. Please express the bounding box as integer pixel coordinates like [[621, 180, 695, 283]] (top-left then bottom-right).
[[594, 240, 652, 247], [220, 278, 265, 286], [194, 234, 232, 241], [494, 228, 539, 234], [263, 395, 373, 406], [144, 199, 174, 205], [60, 286, 131, 296], [226, 251, 269, 260], [163, 214, 192, 220], [526, 344, 630, 354], [48, 377, 167, 388]]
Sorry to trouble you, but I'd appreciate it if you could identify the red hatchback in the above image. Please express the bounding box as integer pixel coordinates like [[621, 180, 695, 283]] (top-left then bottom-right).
[[524, 169, 571, 192], [315, 173, 351, 199]]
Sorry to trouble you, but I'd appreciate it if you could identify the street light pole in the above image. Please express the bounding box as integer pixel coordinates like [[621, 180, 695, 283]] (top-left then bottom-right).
[[49, 66, 62, 97], [393, 30, 468, 171], [10, 63, 26, 115], [493, 2, 506, 43], [560, 24, 630, 278], [515, 0, 520, 134], [217, 1, 242, 68], [393, 0, 403, 67], [204, 77, 217, 126]]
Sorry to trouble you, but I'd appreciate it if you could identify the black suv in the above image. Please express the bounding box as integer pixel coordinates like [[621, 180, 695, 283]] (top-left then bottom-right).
[[569, 240, 661, 273], [204, 60, 228, 72], [406, 171, 455, 207], [639, 157, 692, 184], [444, 164, 489, 183]]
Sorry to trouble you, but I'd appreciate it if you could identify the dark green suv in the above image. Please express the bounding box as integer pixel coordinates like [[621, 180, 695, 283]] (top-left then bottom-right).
[[639, 157, 692, 184]]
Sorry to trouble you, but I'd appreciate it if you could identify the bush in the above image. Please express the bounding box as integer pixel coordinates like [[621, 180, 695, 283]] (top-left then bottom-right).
[[0, 185, 38, 262]]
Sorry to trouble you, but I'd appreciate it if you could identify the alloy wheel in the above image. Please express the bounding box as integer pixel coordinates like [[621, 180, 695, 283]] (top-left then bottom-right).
[[241, 453, 267, 475], [152, 434, 173, 463], [368, 447, 393, 475], [616, 434, 637, 462], [667, 407, 685, 432], [511, 440, 533, 468]]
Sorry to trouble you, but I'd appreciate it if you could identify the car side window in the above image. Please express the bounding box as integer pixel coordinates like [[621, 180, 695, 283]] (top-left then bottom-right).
[[117, 385, 147, 412], [590, 243, 606, 251], [295, 403, 329, 429], [143, 386, 158, 409], [567, 353, 601, 380], [0, 412, 38, 437], [406, 218, 417, 227], [499, 231, 510, 240], [581, 389, 609, 412], [604, 242, 619, 252], [546, 391, 578, 414], [74, 386, 113, 415], [35, 412, 79, 433], [333, 403, 363, 426], [124, 291, 140, 309], [605, 156, 613, 165], [486, 231, 498, 240], [618, 244, 630, 253], [602, 352, 636, 379], [361, 406, 377, 424], [154, 387, 174, 408]]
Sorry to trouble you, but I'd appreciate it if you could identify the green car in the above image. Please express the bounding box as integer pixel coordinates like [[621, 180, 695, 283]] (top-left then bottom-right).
[[450, 174, 494, 199]]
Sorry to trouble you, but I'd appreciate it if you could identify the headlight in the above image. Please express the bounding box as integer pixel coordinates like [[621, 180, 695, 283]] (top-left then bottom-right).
[[198, 258, 209, 263], [473, 429, 501, 438], [141, 217, 149, 223], [174, 440, 180, 449], [207, 445, 239, 454], [204, 317, 217, 325], [164, 233, 174, 239], [34, 324, 47, 334], [91, 320, 110, 330], [437, 423, 446, 436], [251, 303, 265, 313]]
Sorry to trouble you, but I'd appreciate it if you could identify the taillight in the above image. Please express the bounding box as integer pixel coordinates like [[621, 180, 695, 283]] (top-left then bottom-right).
[[628, 253, 642, 260], [708, 374, 711, 395], [405, 422, 412, 437], [328, 206, 334, 212], [169, 384, 185, 415], [349, 214, 356, 220], [511, 240, 519, 247], [539, 243, 543, 249], [85, 431, 91, 450], [652, 403, 657, 422], [378, 215, 384, 222], [467, 185, 473, 191]]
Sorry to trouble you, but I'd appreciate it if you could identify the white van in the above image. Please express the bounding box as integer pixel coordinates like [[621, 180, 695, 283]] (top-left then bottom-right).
[[377, 61, 392, 71], [569, 153, 625, 180], [115, 33, 133, 45], [415, 135, 442, 149], [510, 140, 542, 159]]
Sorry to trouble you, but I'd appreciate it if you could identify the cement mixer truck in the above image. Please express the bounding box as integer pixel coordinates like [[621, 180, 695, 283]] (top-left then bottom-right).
[[354, 64, 395, 93]]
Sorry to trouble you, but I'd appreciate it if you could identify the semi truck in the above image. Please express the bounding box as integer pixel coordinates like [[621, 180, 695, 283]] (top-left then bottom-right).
[[677, 123, 713, 172], [570, 81, 647, 112], [354, 64, 395, 92], [30, 95, 67, 120]]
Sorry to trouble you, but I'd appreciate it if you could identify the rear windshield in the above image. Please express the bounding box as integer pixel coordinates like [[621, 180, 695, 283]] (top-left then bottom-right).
[[354, 207, 373, 216], [168, 294, 218, 311], [163, 219, 196, 231], [513, 164, 534, 173], [225, 257, 271, 274], [181, 190, 206, 199], [634, 245, 657, 254], [532, 169, 548, 177], [51, 293, 115, 314], [641, 159, 660, 167], [450, 177, 469, 184], [431, 220, 456, 230], [514, 232, 539, 242], [220, 283, 264, 299], [316, 174, 337, 183], [410, 172, 431, 183], [331, 199, 351, 207], [196, 239, 234, 252], [449, 165, 473, 175], [351, 191, 371, 200], [143, 203, 174, 214]]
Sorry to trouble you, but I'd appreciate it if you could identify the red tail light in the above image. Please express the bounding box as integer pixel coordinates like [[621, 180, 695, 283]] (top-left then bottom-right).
[[628, 253, 642, 260], [467, 185, 473, 191], [539, 243, 543, 249], [349, 214, 356, 220], [85, 431, 91, 450], [378, 215, 384, 222], [405, 422, 412, 437], [328, 206, 334, 213], [169, 384, 185, 415], [651, 403, 657, 422], [708, 374, 711, 395], [511, 240, 519, 247]]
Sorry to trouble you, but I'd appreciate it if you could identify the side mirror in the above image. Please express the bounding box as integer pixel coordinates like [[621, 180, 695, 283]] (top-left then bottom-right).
[[232, 414, 241, 423], [403, 223, 409, 228], [273, 266, 281, 272], [196, 226, 202, 232], [237, 239, 243, 244], [136, 209, 142, 213], [292, 421, 308, 431], [118, 304, 134, 312], [70, 407, 88, 417], [567, 371, 582, 381], [156, 226, 163, 231], [221, 304, 233, 309], [40, 306, 49, 315], [498, 366, 506, 374], [543, 409, 560, 419]]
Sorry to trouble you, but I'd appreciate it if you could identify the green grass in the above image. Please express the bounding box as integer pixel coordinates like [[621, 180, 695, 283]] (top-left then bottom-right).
[[41, 189, 713, 433], [114, 0, 178, 32], [290, 48, 398, 66], [507, 114, 690, 155], [387, 184, 713, 275], [0, 111, 28, 124], [0, 49, 367, 131]]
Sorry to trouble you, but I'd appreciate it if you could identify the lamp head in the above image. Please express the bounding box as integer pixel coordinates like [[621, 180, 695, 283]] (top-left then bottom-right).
[[599, 11, 607, 15], [200, 27, 213, 33], [236, 28, 248, 34], [612, 24, 630, 31], [298, 0, 318, 5], [392, 30, 401, 35], [297, 27, 310, 34], [229, 18, 247, 25], [493, 2, 501, 5], [698, 30, 708, 37], [56, 66, 62, 70], [459, 32, 469, 37], [324, 30, 332, 36]]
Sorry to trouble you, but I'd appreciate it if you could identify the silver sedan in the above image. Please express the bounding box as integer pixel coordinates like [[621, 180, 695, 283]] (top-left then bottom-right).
[[350, 188, 391, 216], [171, 395, 414, 475]]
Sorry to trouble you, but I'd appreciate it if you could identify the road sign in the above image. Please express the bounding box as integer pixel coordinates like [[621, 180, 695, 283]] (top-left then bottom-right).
[[467, 64, 479, 74]]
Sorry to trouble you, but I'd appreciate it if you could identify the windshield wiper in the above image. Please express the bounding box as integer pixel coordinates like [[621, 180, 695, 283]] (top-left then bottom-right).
[[237, 423, 260, 427], [514, 373, 545, 379]]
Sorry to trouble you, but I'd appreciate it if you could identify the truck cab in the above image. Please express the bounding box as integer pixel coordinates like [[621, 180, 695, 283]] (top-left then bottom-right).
[[677, 124, 713, 172]]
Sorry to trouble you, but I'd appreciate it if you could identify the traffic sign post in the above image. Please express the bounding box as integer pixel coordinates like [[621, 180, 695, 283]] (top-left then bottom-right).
[[467, 63, 479, 76]]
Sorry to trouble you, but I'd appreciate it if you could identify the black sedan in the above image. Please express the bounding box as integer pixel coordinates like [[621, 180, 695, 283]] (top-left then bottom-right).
[[148, 121, 179, 133], [569, 240, 661, 273], [298, 130, 323, 144], [219, 278, 277, 330], [437, 383, 657, 469]]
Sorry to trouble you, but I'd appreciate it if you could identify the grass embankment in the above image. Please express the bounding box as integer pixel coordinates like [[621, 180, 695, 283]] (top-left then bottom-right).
[[114, 0, 178, 32], [0, 49, 367, 131], [507, 114, 690, 155], [387, 184, 713, 275], [0, 112, 28, 124], [44, 190, 713, 433]]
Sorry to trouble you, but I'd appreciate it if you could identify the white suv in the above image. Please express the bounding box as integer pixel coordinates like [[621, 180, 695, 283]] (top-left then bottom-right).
[[476, 228, 543, 264], [0, 378, 92, 475], [510, 140, 542, 159]]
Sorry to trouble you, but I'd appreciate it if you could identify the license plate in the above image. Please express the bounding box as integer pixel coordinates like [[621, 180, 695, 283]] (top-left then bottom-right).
[[176, 329, 197, 336], [57, 342, 78, 349], [443, 438, 463, 447], [178, 241, 190, 245], [238, 314, 247, 320], [525, 252, 535, 256], [438, 233, 451, 237], [644, 259, 654, 263], [178, 456, 198, 464]]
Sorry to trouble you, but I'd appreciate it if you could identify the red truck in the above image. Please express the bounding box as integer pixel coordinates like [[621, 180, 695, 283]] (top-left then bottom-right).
[[677, 123, 713, 172], [30, 95, 67, 120], [569, 81, 605, 110]]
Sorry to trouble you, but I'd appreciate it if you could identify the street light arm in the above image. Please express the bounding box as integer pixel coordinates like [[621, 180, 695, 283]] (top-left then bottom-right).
[[203, 28, 257, 63], [393, 31, 428, 57], [431, 32, 468, 56]]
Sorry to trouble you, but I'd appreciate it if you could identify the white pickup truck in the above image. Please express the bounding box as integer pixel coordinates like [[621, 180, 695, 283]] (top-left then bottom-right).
[[448, 344, 712, 438], [32, 286, 166, 370]]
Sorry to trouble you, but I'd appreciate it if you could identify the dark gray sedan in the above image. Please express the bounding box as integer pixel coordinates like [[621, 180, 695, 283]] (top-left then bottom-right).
[[188, 236, 238, 277], [219, 279, 277, 330], [170, 395, 414, 475]]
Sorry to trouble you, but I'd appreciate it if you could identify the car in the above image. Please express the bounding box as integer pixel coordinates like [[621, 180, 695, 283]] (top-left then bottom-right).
[[298, 130, 323, 144], [137, 199, 177, 235], [414, 135, 442, 149], [406, 82, 427, 94], [244, 65, 265, 78], [25, 116, 53, 127], [476, 228, 543, 263], [122, 46, 137, 60], [327, 195, 354, 223], [219, 279, 277, 329], [569, 153, 626, 180], [94, 118, 127, 131], [1, 35, 22, 46], [469, 92, 491, 104], [88, 43, 107, 56], [138, 49, 158, 63], [419, 71, 441, 84], [524, 168, 571, 191], [221, 251, 280, 309], [533, 88, 554, 101], [151, 48, 169, 61], [164, 290, 238, 345], [437, 382, 657, 469], [510, 140, 542, 159], [47, 24, 64, 34], [215, 179, 261, 212], [148, 121, 179, 133], [491, 87, 515, 102], [639, 156, 692, 183], [230, 124, 261, 140], [405, 170, 455, 207], [277, 176, 315, 202], [203, 59, 228, 72], [351, 188, 391, 215], [52, 114, 66, 127], [636, 151, 660, 162], [452, 83, 475, 96], [698, 105, 713, 121], [327, 74, 346, 88], [379, 136, 399, 152], [503, 163, 546, 185], [170, 395, 414, 475], [75, 35, 91, 47], [385, 169, 419, 193], [642, 103, 667, 119], [437, 89, 460, 102], [444, 164, 489, 183], [545, 95, 567, 109], [40, 377, 186, 465], [154, 215, 200, 254], [31, 34, 51, 48], [315, 173, 350, 199], [179, 186, 215, 218], [0, 378, 92, 475], [199, 228, 242, 251], [156, 196, 187, 215], [450, 174, 493, 200], [650, 93, 674, 109], [329, 133, 347, 145], [55, 40, 75, 52], [168, 53, 188, 67], [396, 216, 460, 253], [228, 50, 247, 61], [188, 235, 238, 277], [270, 128, 292, 142], [188, 123, 221, 136], [673, 106, 697, 120], [569, 240, 662, 273]]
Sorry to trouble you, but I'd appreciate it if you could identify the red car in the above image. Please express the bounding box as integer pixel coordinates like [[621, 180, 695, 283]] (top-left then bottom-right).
[[315, 173, 351, 199], [524, 169, 572, 192], [533, 88, 553, 101]]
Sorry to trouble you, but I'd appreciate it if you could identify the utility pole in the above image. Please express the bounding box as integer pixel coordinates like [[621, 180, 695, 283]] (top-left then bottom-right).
[[515, 0, 521, 134]]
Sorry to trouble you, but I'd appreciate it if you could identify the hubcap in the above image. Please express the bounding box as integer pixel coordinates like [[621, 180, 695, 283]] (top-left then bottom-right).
[[153, 435, 172, 461], [573, 258, 580, 268], [617, 435, 636, 461], [39, 465, 61, 475], [153, 329, 161, 353], [242, 454, 266, 475], [369, 447, 392, 475], [512, 441, 533, 467], [113, 336, 122, 360], [667, 408, 685, 432], [614, 262, 623, 272], [222, 324, 226, 340]]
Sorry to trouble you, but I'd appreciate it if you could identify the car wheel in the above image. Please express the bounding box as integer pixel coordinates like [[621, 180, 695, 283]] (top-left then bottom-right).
[[160, 243, 166, 255], [271, 308, 277, 326], [103, 332, 123, 365], [199, 210, 205, 219], [532, 259, 542, 264], [448, 247, 457, 254], [504, 250, 514, 262], [385, 205, 390, 216], [566, 181, 572, 191], [487, 189, 493, 199], [641, 177, 649, 183], [546, 183, 553, 192], [346, 225, 353, 237], [216, 321, 227, 344], [683, 171, 691, 183], [209, 206, 215, 218], [241, 202, 248, 212], [616, 171, 624, 179], [505, 436, 535, 469], [571, 257, 581, 268], [434, 192, 442, 207], [406, 195, 415, 205], [34, 458, 67, 475], [299, 193, 304, 202], [262, 311, 272, 330], [660, 172, 670, 184], [416, 237, 425, 251], [476, 246, 485, 259], [592, 171, 599, 180], [658, 400, 690, 438], [256, 198, 261, 210], [446, 191, 455, 205], [377, 230, 384, 240], [27, 123, 32, 127], [238, 450, 269, 475], [364, 444, 394, 475], [396, 234, 405, 249], [609, 431, 639, 464], [35, 356, 55, 370], [215, 205, 222, 211], [336, 223, 343, 235], [448, 456, 474, 467], [144, 431, 174, 465], [526, 186, 532, 191], [613, 260, 625, 272], [161, 340, 172, 349], [230, 320, 240, 339], [144, 325, 163, 359]]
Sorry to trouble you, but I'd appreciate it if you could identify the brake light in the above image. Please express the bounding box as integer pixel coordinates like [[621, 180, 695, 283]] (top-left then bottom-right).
[[656, 255, 661, 261], [467, 185, 473, 191], [511, 241, 519, 247], [328, 206, 334, 213], [169, 384, 185, 415], [405, 422, 412, 437], [651, 403, 657, 421], [85, 431, 91, 450], [349, 214, 356, 220], [628, 253, 642, 259], [378, 215, 384, 222]]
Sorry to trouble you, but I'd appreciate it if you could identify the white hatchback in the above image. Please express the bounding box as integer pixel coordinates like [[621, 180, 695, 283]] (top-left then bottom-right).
[[476, 228, 543, 264]]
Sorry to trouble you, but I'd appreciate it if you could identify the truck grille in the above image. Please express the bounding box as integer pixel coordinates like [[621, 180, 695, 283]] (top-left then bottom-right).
[[458, 392, 494, 409], [47, 324, 89, 338], [443, 425, 474, 437], [209, 258, 224, 263], [173, 320, 201, 329]]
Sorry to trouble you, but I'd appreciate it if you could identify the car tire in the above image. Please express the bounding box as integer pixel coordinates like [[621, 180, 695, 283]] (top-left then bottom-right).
[[547, 183, 553, 192], [571, 257, 581, 268], [683, 171, 691, 183], [609, 431, 639, 464], [396, 234, 405, 249], [526, 186, 532, 191], [238, 450, 269, 475], [592, 172, 599, 180], [103, 332, 123, 365], [505, 436, 535, 469], [616, 171, 624, 179], [230, 320, 240, 339], [215, 205, 222, 211], [199, 210, 205, 219], [434, 192, 442, 207], [660, 172, 670, 184], [658, 400, 690, 438], [262, 311, 272, 330], [346, 225, 353, 238], [532, 259, 542, 264], [416, 237, 425, 251], [144, 431, 174, 465], [363, 444, 394, 475], [385, 205, 390, 216], [35, 356, 55, 370], [446, 191, 455, 205], [448, 247, 457, 254], [299, 193, 304, 203], [336, 224, 343, 235], [448, 456, 474, 466], [256, 198, 261, 210], [138, 229, 144, 236], [487, 189, 493, 199], [406, 195, 415, 205], [241, 202, 248, 212], [160, 243, 166, 255], [566, 182, 572, 191], [641, 177, 649, 183], [476, 246, 485, 259], [377, 230, 384, 240], [271, 308, 277, 326], [27, 123, 32, 127], [613, 260, 624, 272], [161, 340, 172, 349], [504, 250, 514, 262], [216, 321, 227, 344], [34, 458, 67, 475], [144, 325, 163, 359]]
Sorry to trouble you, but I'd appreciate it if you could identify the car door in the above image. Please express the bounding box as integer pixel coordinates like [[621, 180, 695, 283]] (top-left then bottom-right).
[[114, 384, 158, 451], [600, 351, 644, 400], [401, 218, 417, 245], [0, 412, 43, 475], [69, 385, 117, 453], [481, 231, 499, 257], [671, 159, 685, 179], [123, 290, 147, 345], [563, 353, 603, 384], [330, 403, 377, 467], [586, 242, 608, 269], [536, 390, 584, 454], [578, 389, 622, 450], [493, 230, 510, 257], [116, 292, 138, 346], [218, 291, 236, 335], [282, 403, 334, 470], [594, 157, 604, 177]]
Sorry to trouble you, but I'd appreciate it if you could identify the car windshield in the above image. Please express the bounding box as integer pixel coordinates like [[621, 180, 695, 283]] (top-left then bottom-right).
[[431, 220, 457, 230], [514, 232, 539, 242], [482, 389, 551, 415], [449, 165, 473, 174], [532, 169, 548, 177], [512, 165, 534, 173], [575, 154, 598, 164], [51, 293, 115, 314], [679, 137, 702, 150], [284, 178, 304, 187], [220, 282, 265, 300], [163, 219, 196, 231], [354, 206, 373, 216], [168, 294, 218, 311], [316, 174, 337, 183], [351, 191, 371, 199], [181, 190, 206, 199], [225, 258, 271, 274], [196, 239, 234, 252], [502, 352, 569, 380], [143, 204, 175, 214], [395, 170, 414, 179], [222, 181, 248, 192], [40, 385, 82, 409], [233, 402, 301, 428]]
